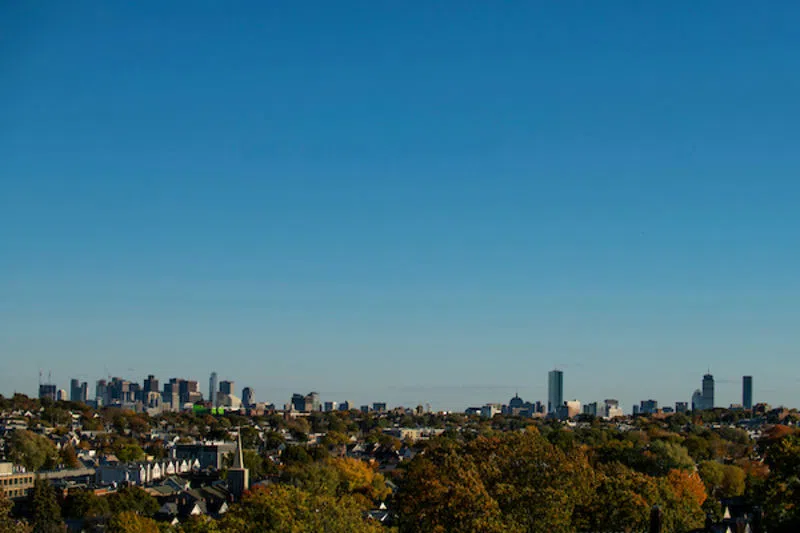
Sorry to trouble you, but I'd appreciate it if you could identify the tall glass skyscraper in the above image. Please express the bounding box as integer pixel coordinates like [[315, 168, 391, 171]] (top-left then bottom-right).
[[548, 369, 564, 414], [702, 373, 715, 410], [743, 376, 753, 409]]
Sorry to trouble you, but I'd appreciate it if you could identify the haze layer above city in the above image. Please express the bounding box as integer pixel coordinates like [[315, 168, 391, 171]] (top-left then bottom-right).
[[2, 3, 799, 412]]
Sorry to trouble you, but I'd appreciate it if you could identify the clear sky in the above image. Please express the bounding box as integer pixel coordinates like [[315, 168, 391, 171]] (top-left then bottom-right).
[[2, 2, 799, 412]]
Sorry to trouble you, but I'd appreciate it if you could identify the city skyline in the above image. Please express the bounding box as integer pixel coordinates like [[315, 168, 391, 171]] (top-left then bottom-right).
[[3, 3, 800, 410], [16, 368, 765, 415]]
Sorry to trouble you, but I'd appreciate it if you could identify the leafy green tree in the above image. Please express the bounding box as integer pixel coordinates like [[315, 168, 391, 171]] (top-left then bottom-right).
[[58, 445, 79, 469], [115, 443, 145, 462], [575, 462, 660, 533], [107, 486, 159, 517], [0, 489, 31, 533], [396, 446, 517, 533], [30, 478, 64, 533], [9, 430, 59, 472], [107, 511, 160, 533], [699, 461, 745, 499], [220, 485, 384, 533], [63, 489, 110, 519], [178, 515, 223, 532]]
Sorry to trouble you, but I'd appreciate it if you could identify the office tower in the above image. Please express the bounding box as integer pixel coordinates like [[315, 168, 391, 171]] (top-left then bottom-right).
[[79, 382, 88, 403], [640, 399, 658, 415], [372, 402, 387, 413], [691, 389, 703, 411], [309, 391, 320, 411], [291, 393, 306, 412], [57, 389, 68, 401], [702, 373, 715, 410], [144, 375, 159, 395], [70, 379, 81, 402], [548, 369, 564, 414], [209, 372, 218, 407], [242, 387, 255, 408], [96, 380, 108, 406], [324, 401, 338, 412], [743, 376, 753, 409], [219, 380, 234, 395], [675, 402, 689, 413], [38, 383, 57, 402]]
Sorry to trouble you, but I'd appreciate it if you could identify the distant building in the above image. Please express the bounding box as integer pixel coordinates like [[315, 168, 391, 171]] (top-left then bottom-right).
[[602, 399, 624, 419], [144, 375, 159, 396], [339, 401, 352, 411], [57, 389, 68, 401], [558, 400, 581, 420], [691, 389, 703, 411], [675, 402, 689, 413], [209, 372, 219, 407], [639, 399, 658, 415], [291, 392, 320, 412], [480, 404, 502, 419], [324, 401, 338, 412], [242, 387, 255, 408], [743, 376, 753, 410], [70, 379, 88, 403], [702, 373, 715, 410], [96, 380, 108, 407], [219, 380, 234, 396], [583, 402, 598, 417], [217, 393, 242, 410], [38, 383, 57, 402], [548, 369, 564, 415], [372, 402, 387, 413]]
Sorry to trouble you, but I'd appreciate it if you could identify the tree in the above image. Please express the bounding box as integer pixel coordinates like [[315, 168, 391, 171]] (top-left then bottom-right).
[[396, 447, 515, 533], [220, 485, 384, 533], [63, 489, 110, 519], [328, 458, 391, 502], [576, 463, 660, 533], [30, 478, 64, 533], [0, 489, 31, 533], [699, 461, 745, 499], [9, 430, 59, 472], [58, 445, 79, 469], [107, 511, 160, 533], [179, 515, 223, 532], [107, 486, 159, 517], [115, 443, 145, 463]]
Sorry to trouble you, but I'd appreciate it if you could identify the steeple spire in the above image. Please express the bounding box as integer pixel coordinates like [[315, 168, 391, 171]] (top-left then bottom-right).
[[234, 427, 244, 469]]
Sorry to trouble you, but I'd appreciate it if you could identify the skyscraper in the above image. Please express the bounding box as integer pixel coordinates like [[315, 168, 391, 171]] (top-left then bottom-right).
[[743, 376, 753, 410], [702, 373, 715, 410], [548, 369, 564, 414], [220, 380, 234, 395], [144, 375, 159, 395], [242, 387, 255, 408], [209, 372, 218, 407], [70, 379, 81, 402]]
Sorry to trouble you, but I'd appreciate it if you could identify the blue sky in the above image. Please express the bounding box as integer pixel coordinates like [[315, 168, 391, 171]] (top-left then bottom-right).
[[2, 2, 799, 412]]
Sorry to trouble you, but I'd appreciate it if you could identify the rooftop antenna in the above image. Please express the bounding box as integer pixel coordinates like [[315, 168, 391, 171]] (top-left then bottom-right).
[[39, 369, 43, 386]]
